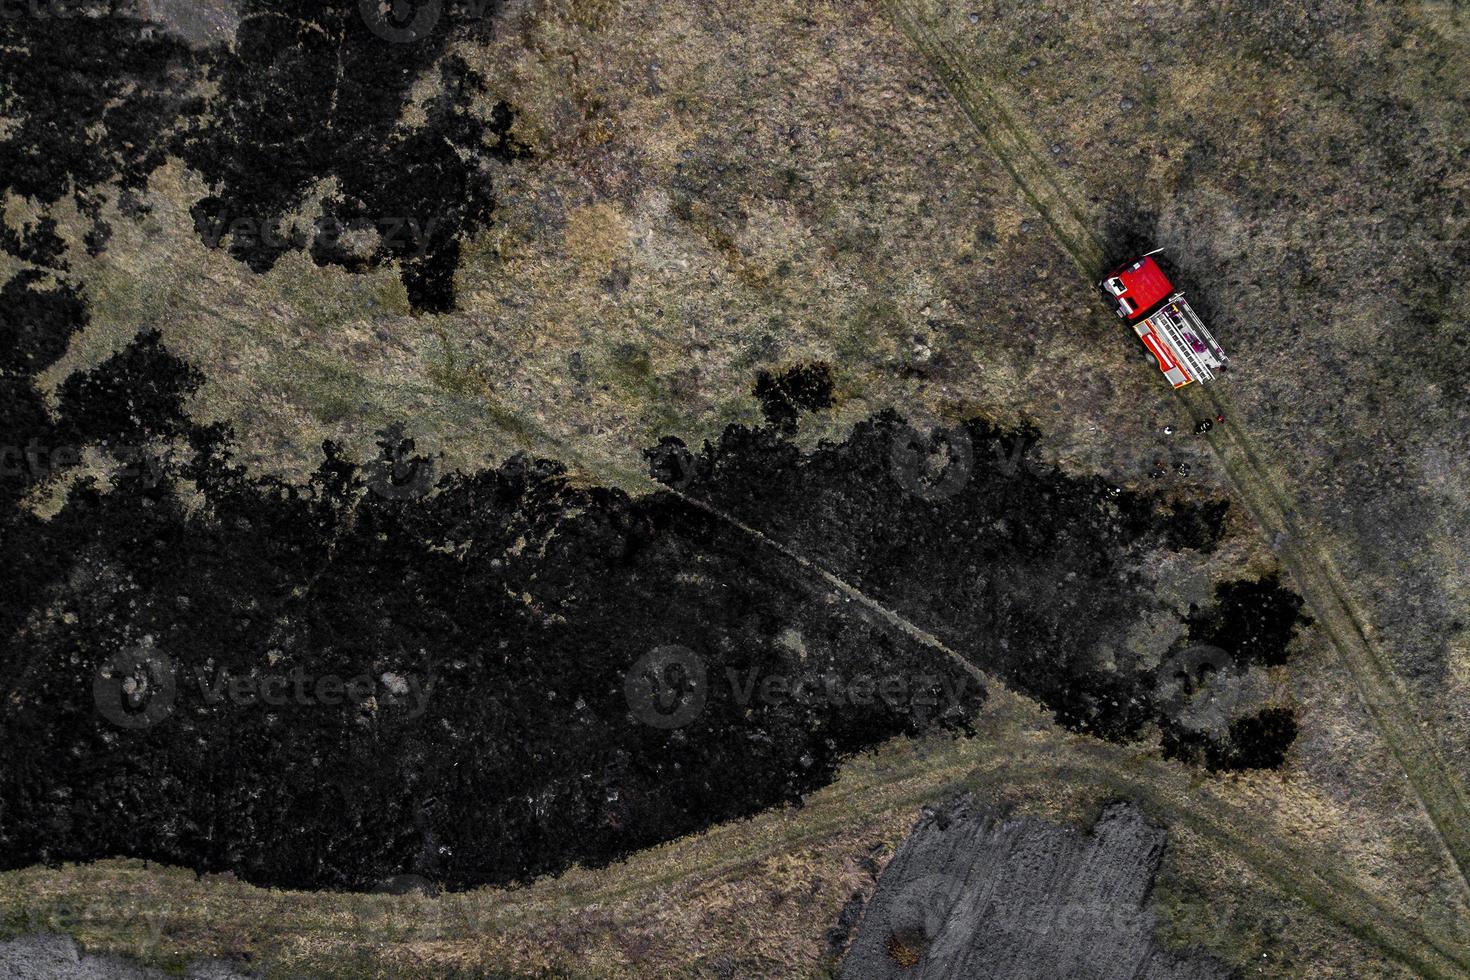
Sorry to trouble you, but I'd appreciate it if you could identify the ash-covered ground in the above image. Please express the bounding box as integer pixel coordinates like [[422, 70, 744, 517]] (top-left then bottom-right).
[[0, 302, 1304, 889]]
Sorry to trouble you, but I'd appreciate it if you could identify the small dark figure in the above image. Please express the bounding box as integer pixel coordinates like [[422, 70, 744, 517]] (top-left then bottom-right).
[[1195, 419, 1213, 434]]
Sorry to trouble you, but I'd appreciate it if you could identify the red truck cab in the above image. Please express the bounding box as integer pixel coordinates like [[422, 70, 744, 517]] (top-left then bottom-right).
[[1101, 255, 1174, 321]]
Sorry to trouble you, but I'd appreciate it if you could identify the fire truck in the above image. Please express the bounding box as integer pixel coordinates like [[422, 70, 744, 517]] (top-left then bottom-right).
[[1100, 252, 1227, 388]]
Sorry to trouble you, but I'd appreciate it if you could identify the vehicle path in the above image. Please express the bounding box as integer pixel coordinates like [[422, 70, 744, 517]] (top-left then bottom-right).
[[884, 0, 1470, 904], [329, 399, 1470, 974], [658, 490, 1470, 975], [497, 690, 1470, 978]]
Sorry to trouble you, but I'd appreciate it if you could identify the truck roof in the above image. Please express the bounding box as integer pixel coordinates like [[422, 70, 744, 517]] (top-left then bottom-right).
[[1113, 256, 1174, 320]]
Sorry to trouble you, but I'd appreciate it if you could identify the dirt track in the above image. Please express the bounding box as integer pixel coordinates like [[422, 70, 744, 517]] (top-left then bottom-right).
[[882, 0, 1470, 902]]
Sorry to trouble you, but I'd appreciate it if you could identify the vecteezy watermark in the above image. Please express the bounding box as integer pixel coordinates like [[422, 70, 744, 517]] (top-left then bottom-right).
[[887, 417, 1061, 503], [20, 897, 175, 960], [725, 667, 972, 713], [359, 0, 440, 42], [1152, 643, 1252, 734], [194, 667, 433, 717], [879, 874, 1159, 969], [0, 440, 164, 487], [363, 423, 436, 502], [197, 213, 441, 260], [93, 643, 178, 730], [888, 420, 974, 502], [888, 872, 966, 952], [364, 453, 435, 501], [623, 647, 974, 730], [92, 649, 434, 729], [357, 0, 498, 43], [643, 436, 700, 492], [624, 645, 707, 729]]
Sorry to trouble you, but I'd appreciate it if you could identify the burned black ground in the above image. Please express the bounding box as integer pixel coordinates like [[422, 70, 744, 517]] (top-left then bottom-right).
[[752, 362, 835, 433], [0, 0, 523, 311], [1, 266, 1306, 889]]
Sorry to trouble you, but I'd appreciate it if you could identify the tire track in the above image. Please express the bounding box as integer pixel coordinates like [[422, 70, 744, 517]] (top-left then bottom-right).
[[882, 0, 1108, 274], [566, 486, 1470, 978], [884, 0, 1470, 910], [1185, 381, 1470, 895], [497, 703, 1470, 978], [964, 755, 1470, 979]]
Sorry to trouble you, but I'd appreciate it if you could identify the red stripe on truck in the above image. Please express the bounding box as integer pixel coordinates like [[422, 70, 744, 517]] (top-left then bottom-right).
[[1142, 332, 1176, 371]]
